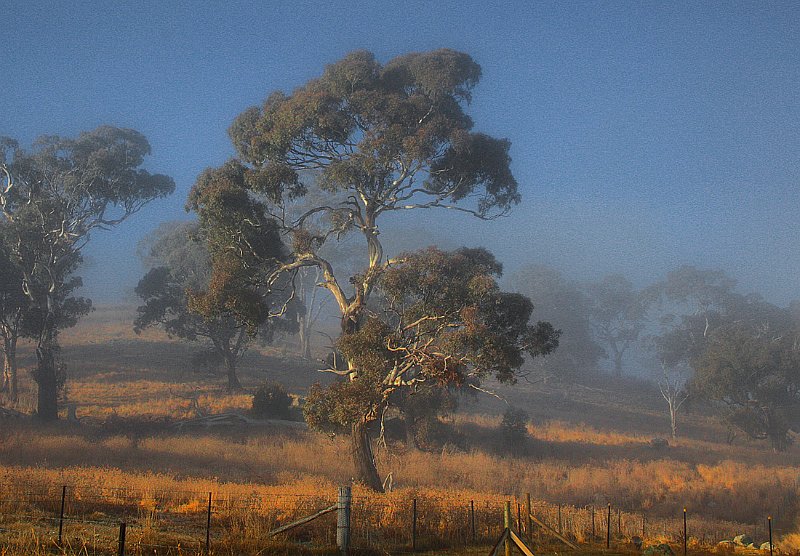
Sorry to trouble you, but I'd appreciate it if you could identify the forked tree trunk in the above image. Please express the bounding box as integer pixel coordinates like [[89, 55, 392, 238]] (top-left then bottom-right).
[[669, 401, 678, 439], [613, 352, 623, 377], [351, 420, 384, 492]]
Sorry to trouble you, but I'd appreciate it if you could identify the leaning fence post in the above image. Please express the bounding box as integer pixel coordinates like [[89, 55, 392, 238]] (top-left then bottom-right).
[[58, 485, 67, 545], [412, 498, 417, 552], [504, 501, 512, 556], [117, 522, 126, 556], [337, 486, 351, 555], [606, 503, 611, 549], [205, 492, 212, 555]]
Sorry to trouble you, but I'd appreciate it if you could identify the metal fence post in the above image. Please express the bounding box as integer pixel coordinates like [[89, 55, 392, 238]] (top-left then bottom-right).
[[683, 508, 687, 556], [606, 503, 611, 548], [768, 516, 773, 556], [205, 492, 212, 555], [337, 486, 351, 555], [412, 498, 417, 552], [118, 522, 126, 556], [58, 485, 66, 545]]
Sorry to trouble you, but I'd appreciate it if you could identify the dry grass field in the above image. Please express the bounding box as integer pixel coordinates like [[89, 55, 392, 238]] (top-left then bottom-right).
[[0, 305, 799, 554]]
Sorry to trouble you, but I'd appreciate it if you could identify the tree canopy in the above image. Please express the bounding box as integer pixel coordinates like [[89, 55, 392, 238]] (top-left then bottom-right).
[[134, 221, 296, 390], [694, 314, 800, 451]]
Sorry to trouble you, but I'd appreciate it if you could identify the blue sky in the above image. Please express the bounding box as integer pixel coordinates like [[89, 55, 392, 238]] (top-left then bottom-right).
[[2, 1, 799, 304]]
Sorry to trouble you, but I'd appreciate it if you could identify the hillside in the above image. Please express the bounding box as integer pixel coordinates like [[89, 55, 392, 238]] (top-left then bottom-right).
[[0, 305, 798, 554]]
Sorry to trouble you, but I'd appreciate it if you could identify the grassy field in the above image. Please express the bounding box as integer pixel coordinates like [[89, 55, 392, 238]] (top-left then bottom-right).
[[0, 305, 798, 554]]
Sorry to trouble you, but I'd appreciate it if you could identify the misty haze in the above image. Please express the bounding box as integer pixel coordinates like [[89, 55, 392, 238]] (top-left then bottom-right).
[[1, 2, 798, 555]]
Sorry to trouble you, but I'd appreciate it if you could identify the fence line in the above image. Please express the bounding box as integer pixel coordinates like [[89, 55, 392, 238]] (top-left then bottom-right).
[[0, 482, 785, 554]]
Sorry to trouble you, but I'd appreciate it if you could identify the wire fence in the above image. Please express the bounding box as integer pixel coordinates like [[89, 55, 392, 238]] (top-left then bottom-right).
[[0, 481, 787, 555]]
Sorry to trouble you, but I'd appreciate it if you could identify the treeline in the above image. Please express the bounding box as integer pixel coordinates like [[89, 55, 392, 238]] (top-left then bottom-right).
[[512, 264, 800, 450]]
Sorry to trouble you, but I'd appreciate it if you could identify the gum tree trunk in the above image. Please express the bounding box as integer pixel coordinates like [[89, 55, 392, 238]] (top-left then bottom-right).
[[351, 420, 384, 493], [35, 342, 59, 421], [2, 336, 18, 402], [223, 350, 242, 391]]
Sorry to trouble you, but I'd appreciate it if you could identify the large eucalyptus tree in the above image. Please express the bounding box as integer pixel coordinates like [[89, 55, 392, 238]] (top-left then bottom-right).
[[189, 50, 556, 489]]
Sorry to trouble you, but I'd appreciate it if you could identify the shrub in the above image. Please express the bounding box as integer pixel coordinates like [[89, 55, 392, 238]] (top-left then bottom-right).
[[251, 382, 292, 420], [500, 407, 530, 455]]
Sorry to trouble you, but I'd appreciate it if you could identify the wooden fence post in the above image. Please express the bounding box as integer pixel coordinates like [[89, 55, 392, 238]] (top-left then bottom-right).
[[337, 486, 351, 555], [526, 493, 532, 542], [504, 501, 512, 556], [58, 485, 66, 545], [117, 522, 126, 556], [591, 505, 595, 540], [470, 500, 476, 544], [606, 503, 611, 549], [642, 512, 646, 538], [558, 504, 562, 535]]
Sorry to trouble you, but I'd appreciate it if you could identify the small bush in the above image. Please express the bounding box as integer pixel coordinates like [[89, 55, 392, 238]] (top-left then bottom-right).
[[500, 407, 530, 455], [252, 382, 292, 420]]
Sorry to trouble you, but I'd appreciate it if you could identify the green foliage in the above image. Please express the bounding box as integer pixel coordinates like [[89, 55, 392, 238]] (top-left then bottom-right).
[[251, 382, 292, 420], [304, 373, 385, 433], [304, 247, 559, 434], [379, 247, 559, 384]]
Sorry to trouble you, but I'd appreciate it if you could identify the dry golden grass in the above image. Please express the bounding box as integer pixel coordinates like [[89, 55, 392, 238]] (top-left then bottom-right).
[[0, 305, 798, 553]]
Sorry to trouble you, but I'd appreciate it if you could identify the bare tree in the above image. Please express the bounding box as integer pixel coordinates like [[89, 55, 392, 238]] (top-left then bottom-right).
[[658, 360, 690, 439]]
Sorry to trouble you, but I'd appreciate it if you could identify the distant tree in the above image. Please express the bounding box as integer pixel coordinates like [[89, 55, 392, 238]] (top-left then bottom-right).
[[587, 274, 647, 376], [693, 315, 800, 452], [510, 265, 603, 380], [658, 361, 690, 439], [134, 221, 295, 391], [188, 50, 552, 490], [0, 127, 174, 420]]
